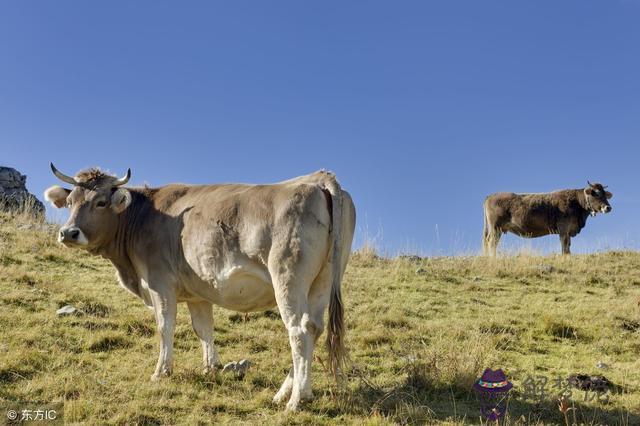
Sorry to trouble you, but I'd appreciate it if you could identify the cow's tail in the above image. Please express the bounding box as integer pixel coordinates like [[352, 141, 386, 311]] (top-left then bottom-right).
[[482, 198, 490, 255], [322, 172, 346, 381]]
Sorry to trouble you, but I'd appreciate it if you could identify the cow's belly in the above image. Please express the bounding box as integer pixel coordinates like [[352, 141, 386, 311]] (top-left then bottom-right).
[[504, 214, 557, 238], [210, 270, 276, 312], [505, 225, 554, 238], [182, 260, 277, 313]]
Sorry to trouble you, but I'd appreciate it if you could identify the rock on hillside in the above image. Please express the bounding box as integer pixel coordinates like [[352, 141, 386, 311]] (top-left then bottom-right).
[[0, 166, 45, 217]]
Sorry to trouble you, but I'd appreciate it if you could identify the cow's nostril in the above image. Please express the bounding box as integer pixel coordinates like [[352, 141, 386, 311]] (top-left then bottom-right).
[[70, 229, 80, 240]]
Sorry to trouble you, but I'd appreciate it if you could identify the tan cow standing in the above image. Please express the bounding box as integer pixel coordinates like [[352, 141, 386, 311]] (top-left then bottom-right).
[[45, 164, 356, 411]]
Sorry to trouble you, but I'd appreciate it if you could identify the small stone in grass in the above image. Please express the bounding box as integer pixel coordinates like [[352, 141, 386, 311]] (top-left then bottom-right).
[[222, 361, 237, 373], [567, 374, 613, 392], [237, 359, 251, 375], [537, 264, 555, 273], [221, 359, 251, 378], [56, 305, 78, 316]]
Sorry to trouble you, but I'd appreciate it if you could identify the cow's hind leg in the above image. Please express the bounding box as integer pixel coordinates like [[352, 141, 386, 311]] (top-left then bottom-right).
[[487, 227, 502, 257], [187, 301, 221, 374], [269, 246, 327, 411], [272, 262, 331, 406], [482, 227, 490, 256], [273, 284, 317, 411]]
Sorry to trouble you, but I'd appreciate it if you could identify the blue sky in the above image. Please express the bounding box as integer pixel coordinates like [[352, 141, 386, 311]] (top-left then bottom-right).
[[1, 1, 639, 255]]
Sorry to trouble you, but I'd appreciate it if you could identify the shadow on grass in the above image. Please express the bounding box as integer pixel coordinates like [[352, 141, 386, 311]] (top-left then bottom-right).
[[338, 374, 638, 425]]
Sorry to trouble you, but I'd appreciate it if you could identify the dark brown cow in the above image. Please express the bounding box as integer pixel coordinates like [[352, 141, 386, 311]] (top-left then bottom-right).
[[483, 182, 612, 256]]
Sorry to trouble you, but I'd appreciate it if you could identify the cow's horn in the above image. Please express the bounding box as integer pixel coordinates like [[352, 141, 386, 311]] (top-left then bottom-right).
[[50, 163, 78, 185], [587, 180, 595, 188], [113, 168, 131, 186]]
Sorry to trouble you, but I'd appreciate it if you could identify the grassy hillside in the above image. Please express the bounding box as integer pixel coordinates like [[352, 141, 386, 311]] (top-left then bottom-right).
[[1, 212, 639, 425]]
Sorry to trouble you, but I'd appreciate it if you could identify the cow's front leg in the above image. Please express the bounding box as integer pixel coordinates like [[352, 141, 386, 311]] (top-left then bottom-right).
[[560, 234, 571, 255], [187, 301, 221, 374], [149, 286, 177, 381]]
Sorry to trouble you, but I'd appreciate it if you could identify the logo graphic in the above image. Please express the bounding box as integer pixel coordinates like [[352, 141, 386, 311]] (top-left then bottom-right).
[[473, 368, 513, 421]]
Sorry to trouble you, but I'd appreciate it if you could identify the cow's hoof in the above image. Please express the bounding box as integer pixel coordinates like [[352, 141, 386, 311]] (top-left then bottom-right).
[[285, 400, 300, 412], [150, 371, 171, 381], [273, 391, 289, 405], [284, 393, 312, 411]]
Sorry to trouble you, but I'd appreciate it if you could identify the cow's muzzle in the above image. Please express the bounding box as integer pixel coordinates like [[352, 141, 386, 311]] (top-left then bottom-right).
[[59, 226, 88, 246], [603, 205, 612, 213]]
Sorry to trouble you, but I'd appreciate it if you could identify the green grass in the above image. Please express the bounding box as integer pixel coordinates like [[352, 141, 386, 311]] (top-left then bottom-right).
[[1, 212, 639, 425]]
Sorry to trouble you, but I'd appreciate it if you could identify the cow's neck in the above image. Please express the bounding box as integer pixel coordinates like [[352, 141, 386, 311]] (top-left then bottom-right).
[[574, 189, 592, 224], [95, 189, 155, 297], [575, 190, 590, 213], [96, 190, 147, 258]]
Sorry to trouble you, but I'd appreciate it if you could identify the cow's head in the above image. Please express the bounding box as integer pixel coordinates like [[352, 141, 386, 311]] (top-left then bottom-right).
[[44, 164, 132, 249], [584, 181, 613, 217]]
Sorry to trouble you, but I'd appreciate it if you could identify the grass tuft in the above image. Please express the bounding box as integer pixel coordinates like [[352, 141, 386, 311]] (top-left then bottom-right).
[[87, 333, 132, 352]]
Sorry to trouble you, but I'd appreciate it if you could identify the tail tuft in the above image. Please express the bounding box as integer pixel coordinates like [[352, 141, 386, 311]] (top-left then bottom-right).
[[323, 174, 346, 381]]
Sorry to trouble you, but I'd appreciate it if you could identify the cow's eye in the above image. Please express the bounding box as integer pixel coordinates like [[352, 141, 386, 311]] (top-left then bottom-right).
[[96, 200, 107, 208]]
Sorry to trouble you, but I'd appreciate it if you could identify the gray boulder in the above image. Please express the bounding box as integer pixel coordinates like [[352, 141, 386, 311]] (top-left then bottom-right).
[[0, 166, 45, 217]]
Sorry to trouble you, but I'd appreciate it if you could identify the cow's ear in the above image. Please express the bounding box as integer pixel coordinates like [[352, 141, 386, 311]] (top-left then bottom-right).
[[605, 191, 613, 199], [44, 185, 71, 208], [111, 188, 132, 214], [584, 188, 593, 196]]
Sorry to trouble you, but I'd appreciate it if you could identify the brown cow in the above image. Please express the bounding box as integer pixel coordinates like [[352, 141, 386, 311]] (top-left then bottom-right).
[[44, 164, 356, 411], [483, 182, 612, 256]]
